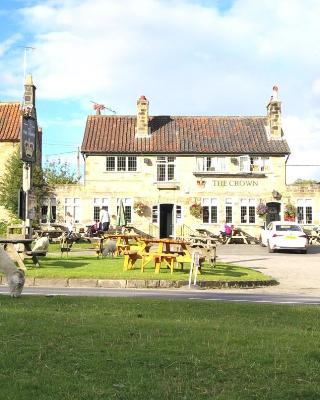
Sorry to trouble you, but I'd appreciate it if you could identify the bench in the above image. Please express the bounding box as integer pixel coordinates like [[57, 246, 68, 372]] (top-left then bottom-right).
[[25, 250, 47, 267]]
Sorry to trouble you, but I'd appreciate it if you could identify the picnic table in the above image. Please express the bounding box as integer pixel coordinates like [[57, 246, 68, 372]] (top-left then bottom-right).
[[104, 234, 140, 256], [123, 237, 205, 274], [0, 237, 41, 270], [225, 228, 249, 244]]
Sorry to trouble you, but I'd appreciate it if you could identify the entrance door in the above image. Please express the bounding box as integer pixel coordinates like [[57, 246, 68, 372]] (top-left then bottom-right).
[[159, 204, 174, 238], [266, 202, 281, 225]]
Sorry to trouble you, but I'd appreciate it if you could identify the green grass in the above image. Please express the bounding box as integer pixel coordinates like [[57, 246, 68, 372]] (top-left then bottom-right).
[[1, 297, 320, 399], [21, 254, 272, 282]]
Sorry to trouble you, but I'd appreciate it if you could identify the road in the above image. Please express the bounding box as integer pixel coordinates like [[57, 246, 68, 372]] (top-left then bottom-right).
[[1, 244, 320, 304]]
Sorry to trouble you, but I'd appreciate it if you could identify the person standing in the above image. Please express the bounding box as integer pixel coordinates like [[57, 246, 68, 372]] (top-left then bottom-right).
[[99, 206, 110, 232], [65, 212, 74, 235]]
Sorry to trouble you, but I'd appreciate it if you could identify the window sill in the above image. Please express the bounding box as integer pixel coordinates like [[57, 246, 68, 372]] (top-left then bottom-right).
[[193, 172, 267, 178], [156, 182, 180, 190]]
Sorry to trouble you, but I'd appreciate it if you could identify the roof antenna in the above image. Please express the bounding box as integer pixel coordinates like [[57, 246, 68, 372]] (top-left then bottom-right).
[[90, 101, 116, 115]]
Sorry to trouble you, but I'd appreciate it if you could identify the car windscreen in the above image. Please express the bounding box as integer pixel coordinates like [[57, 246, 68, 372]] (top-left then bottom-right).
[[276, 225, 302, 232]]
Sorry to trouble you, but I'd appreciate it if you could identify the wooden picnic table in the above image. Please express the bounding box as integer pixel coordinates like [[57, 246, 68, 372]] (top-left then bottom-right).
[[0, 237, 39, 270], [225, 228, 249, 244], [104, 234, 140, 256], [123, 237, 205, 274]]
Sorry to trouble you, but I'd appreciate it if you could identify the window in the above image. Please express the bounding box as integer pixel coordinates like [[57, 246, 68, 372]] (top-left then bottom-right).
[[93, 198, 109, 222], [65, 198, 80, 223], [176, 205, 182, 223], [225, 198, 233, 224], [117, 198, 132, 224], [297, 199, 313, 224], [240, 198, 256, 224], [41, 198, 56, 223], [156, 156, 175, 181], [196, 157, 226, 172], [202, 198, 218, 223], [239, 156, 270, 172], [106, 156, 137, 172], [152, 205, 158, 223]]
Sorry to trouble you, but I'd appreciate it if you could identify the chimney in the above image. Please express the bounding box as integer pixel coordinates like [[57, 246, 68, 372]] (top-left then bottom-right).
[[135, 95, 150, 138], [267, 85, 282, 140]]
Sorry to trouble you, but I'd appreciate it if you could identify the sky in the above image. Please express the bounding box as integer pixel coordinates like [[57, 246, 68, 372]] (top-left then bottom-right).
[[1, 0, 320, 183]]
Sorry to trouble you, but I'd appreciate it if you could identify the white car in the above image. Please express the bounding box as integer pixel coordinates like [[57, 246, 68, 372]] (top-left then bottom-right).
[[260, 221, 308, 254]]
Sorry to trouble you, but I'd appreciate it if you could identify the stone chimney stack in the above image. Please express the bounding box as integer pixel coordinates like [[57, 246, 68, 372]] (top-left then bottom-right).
[[135, 95, 150, 138], [267, 85, 282, 140], [24, 74, 36, 108]]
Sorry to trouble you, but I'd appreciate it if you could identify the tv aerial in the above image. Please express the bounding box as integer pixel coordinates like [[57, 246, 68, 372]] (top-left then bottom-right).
[[90, 101, 116, 115]]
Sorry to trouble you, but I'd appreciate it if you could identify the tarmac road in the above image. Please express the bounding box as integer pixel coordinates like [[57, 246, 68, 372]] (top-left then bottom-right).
[[217, 243, 320, 296]]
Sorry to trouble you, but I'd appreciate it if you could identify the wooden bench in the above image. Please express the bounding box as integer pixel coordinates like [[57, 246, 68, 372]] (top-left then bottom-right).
[[141, 252, 178, 274], [123, 250, 142, 270]]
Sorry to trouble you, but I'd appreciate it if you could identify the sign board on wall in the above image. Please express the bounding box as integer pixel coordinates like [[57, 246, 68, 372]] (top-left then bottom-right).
[[20, 116, 36, 163], [212, 179, 259, 187]]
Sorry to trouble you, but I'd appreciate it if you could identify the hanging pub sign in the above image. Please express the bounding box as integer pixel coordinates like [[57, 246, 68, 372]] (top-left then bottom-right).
[[20, 115, 36, 163]]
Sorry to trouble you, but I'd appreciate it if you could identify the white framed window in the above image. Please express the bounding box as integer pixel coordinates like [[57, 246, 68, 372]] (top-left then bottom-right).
[[152, 205, 158, 223], [240, 198, 256, 224], [196, 157, 226, 172], [225, 198, 233, 224], [202, 198, 218, 223], [297, 199, 313, 224], [106, 156, 137, 172], [156, 156, 175, 181], [41, 198, 56, 224], [117, 198, 132, 223], [239, 156, 270, 172], [65, 198, 80, 223], [93, 198, 109, 222]]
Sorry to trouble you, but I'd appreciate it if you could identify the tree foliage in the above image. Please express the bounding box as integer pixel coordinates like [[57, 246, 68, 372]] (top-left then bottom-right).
[[0, 147, 23, 217], [0, 147, 49, 221], [43, 159, 80, 185], [293, 178, 319, 185]]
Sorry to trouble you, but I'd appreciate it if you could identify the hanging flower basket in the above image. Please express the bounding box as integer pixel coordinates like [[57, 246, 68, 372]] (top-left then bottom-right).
[[189, 202, 202, 219], [256, 202, 268, 219], [284, 203, 296, 221], [133, 201, 146, 216]]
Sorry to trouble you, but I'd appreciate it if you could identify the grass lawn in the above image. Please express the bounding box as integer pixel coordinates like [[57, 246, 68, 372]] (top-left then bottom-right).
[[21, 253, 272, 282], [1, 296, 320, 399]]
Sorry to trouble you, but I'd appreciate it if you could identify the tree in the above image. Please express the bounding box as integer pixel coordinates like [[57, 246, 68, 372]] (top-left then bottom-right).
[[0, 147, 49, 221], [0, 147, 23, 217], [43, 159, 80, 185], [293, 178, 319, 185]]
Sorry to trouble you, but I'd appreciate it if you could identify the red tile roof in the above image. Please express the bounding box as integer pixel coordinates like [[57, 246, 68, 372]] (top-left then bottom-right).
[[0, 102, 21, 142], [81, 115, 290, 155]]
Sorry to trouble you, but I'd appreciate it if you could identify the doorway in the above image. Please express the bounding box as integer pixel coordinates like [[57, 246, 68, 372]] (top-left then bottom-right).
[[159, 204, 174, 238], [266, 202, 281, 225]]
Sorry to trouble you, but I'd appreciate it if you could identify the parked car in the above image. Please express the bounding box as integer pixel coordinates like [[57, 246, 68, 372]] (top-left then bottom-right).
[[260, 221, 308, 253]]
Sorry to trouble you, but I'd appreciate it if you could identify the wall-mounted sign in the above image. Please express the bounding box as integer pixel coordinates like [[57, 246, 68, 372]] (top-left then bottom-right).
[[20, 116, 36, 163], [212, 179, 259, 187]]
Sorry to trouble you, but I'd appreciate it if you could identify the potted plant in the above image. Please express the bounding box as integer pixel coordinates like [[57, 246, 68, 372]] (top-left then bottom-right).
[[284, 203, 296, 221], [189, 202, 202, 219], [133, 201, 146, 216], [256, 202, 268, 220]]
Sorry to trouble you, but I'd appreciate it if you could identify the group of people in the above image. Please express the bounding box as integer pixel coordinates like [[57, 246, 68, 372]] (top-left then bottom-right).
[[66, 206, 110, 238]]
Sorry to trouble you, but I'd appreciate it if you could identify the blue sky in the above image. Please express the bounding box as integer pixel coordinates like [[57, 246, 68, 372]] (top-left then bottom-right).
[[1, 0, 320, 182]]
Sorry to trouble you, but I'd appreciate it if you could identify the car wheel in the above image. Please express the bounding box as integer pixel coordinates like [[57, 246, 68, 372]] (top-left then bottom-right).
[[267, 241, 274, 253]]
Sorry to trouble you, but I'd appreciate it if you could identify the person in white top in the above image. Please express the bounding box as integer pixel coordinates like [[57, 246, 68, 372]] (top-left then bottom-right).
[[99, 206, 110, 232]]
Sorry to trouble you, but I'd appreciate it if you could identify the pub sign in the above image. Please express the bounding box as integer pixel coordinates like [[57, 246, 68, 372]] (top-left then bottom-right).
[[20, 115, 36, 163]]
